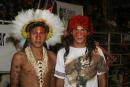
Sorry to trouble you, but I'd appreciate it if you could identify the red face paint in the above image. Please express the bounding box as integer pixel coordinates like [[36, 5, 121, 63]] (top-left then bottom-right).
[[31, 27, 45, 40], [73, 26, 87, 39], [73, 31, 78, 37], [81, 31, 87, 39], [30, 26, 47, 48], [72, 26, 87, 44]]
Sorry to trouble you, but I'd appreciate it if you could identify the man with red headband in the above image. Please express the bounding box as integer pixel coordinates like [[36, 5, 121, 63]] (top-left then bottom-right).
[[54, 15, 108, 87]]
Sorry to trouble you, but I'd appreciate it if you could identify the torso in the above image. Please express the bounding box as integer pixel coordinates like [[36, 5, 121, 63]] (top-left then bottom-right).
[[16, 49, 55, 87], [64, 47, 98, 87], [55, 46, 106, 87]]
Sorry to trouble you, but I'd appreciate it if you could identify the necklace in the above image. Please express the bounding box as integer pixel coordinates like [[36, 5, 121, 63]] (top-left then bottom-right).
[[25, 46, 48, 87]]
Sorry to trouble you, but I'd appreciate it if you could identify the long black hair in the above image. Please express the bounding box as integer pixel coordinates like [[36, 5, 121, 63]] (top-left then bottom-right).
[[63, 31, 96, 64]]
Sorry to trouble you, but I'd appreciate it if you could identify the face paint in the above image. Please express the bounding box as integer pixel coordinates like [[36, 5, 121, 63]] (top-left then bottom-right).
[[73, 31, 78, 37], [82, 31, 87, 38], [73, 26, 87, 39], [31, 27, 45, 40], [29, 26, 47, 48], [73, 26, 87, 43]]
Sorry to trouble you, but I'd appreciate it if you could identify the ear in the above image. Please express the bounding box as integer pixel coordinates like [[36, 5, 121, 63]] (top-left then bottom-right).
[[27, 33, 30, 38], [70, 31, 73, 35], [87, 30, 90, 35], [26, 37, 30, 42], [45, 33, 48, 40]]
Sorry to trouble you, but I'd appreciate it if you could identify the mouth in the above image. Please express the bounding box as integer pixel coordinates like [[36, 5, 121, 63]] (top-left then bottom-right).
[[77, 37, 83, 39], [35, 41, 42, 44]]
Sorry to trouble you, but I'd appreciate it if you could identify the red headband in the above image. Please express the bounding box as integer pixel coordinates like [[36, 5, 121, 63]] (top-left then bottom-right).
[[66, 15, 94, 36]]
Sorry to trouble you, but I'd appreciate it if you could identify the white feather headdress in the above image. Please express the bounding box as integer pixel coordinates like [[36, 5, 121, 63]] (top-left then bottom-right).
[[11, 9, 65, 48]]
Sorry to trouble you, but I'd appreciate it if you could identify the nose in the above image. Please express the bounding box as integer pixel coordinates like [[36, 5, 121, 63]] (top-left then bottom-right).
[[77, 31, 82, 36], [36, 34, 41, 40]]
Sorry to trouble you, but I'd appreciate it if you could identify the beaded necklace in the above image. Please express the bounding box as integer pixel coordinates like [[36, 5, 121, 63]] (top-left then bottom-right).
[[25, 46, 48, 87]]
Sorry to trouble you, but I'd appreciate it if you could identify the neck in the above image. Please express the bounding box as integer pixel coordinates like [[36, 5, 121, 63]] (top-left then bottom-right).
[[71, 42, 86, 48], [29, 45, 43, 60]]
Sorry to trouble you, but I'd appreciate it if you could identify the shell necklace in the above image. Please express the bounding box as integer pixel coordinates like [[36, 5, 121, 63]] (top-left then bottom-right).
[[25, 46, 48, 87]]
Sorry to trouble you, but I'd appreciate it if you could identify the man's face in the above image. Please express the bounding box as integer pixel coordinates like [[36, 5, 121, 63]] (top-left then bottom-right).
[[29, 26, 47, 48], [72, 26, 87, 45]]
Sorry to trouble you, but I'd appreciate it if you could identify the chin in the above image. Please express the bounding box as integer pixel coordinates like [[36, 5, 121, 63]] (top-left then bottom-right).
[[33, 44, 43, 48], [77, 40, 85, 43], [76, 40, 86, 45]]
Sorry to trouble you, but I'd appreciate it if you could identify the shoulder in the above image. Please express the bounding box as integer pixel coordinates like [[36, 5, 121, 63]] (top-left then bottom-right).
[[13, 51, 26, 58], [92, 46, 104, 55], [56, 48, 66, 63], [48, 51, 56, 59], [96, 46, 103, 52], [57, 48, 65, 55], [92, 47, 104, 60], [12, 51, 26, 63], [96, 46, 105, 60], [48, 51, 56, 65]]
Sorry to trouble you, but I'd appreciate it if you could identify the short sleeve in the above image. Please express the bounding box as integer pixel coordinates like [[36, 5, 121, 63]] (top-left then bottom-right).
[[97, 47, 106, 62], [54, 49, 65, 79], [97, 47, 108, 75], [97, 56, 108, 75]]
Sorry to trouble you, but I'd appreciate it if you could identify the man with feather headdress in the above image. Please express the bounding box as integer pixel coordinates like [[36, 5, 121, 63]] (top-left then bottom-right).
[[10, 9, 65, 87]]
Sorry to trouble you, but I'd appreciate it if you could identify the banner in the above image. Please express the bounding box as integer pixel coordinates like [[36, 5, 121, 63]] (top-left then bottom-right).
[[0, 25, 16, 72], [56, 1, 83, 28]]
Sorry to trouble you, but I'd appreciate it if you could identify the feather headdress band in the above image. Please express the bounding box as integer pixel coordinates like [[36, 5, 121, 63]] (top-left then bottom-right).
[[11, 9, 65, 48]]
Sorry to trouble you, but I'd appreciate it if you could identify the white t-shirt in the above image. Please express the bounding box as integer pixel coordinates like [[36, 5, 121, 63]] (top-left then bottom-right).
[[54, 46, 107, 87]]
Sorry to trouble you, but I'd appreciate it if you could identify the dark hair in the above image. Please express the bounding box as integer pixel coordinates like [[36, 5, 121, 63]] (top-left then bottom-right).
[[22, 21, 49, 50], [26, 21, 49, 33], [63, 33, 96, 64]]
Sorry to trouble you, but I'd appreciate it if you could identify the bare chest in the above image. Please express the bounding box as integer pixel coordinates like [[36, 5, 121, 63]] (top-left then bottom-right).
[[21, 57, 53, 75]]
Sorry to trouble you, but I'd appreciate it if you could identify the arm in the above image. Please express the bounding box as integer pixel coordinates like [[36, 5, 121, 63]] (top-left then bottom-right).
[[50, 73, 56, 87], [56, 78, 64, 87], [10, 52, 22, 87], [54, 49, 65, 87], [96, 46, 108, 87], [95, 41, 116, 64], [48, 51, 57, 87], [48, 51, 56, 65], [98, 73, 107, 87]]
